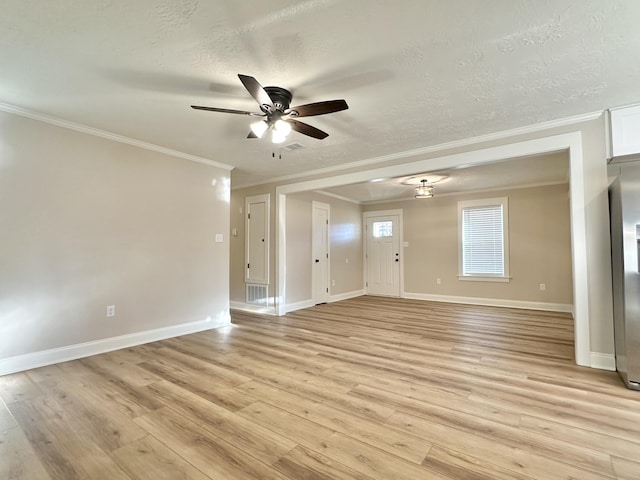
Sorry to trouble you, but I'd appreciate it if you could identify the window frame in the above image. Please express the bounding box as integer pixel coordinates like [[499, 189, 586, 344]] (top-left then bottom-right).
[[372, 220, 393, 238], [457, 196, 510, 283]]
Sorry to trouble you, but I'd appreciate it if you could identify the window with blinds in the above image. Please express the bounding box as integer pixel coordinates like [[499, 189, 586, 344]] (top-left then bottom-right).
[[458, 197, 510, 281]]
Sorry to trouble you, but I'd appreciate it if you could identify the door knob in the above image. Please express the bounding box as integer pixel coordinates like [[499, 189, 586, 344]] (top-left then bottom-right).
[[315, 259, 320, 263]]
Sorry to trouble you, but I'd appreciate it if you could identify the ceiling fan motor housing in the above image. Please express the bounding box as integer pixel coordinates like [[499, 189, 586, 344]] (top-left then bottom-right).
[[264, 86, 292, 113]]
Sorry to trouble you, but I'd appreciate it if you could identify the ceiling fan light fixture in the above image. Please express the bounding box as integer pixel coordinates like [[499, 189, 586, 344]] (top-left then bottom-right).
[[250, 120, 269, 138], [415, 179, 434, 199], [271, 129, 288, 144], [274, 119, 292, 136]]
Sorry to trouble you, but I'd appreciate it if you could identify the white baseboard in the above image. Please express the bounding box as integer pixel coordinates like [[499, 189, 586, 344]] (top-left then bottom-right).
[[284, 290, 365, 314], [403, 292, 574, 313], [284, 299, 316, 314], [229, 301, 276, 316], [590, 352, 616, 371], [330, 289, 365, 303], [0, 312, 231, 377]]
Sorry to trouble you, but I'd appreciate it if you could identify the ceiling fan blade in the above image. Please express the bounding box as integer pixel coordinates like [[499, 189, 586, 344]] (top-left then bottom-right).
[[247, 131, 258, 138], [288, 99, 348, 117], [238, 74, 274, 109], [191, 105, 262, 116], [288, 119, 329, 139]]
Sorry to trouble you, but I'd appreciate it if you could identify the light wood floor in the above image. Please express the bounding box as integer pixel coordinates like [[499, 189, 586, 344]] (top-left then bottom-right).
[[1, 296, 639, 479]]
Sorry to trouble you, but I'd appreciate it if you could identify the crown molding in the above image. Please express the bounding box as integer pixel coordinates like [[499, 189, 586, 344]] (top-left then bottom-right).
[[239, 110, 603, 189], [0, 102, 234, 171], [313, 190, 362, 205]]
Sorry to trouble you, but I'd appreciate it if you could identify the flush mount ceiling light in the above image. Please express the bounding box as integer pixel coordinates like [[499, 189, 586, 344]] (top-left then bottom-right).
[[415, 179, 434, 199], [402, 174, 448, 186]]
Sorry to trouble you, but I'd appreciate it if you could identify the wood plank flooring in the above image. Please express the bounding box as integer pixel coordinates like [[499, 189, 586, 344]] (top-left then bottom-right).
[[1, 296, 639, 479]]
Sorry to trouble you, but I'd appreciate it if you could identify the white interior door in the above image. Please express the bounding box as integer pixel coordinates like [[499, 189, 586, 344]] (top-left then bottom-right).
[[365, 213, 401, 297], [246, 194, 269, 284], [312, 201, 330, 304]]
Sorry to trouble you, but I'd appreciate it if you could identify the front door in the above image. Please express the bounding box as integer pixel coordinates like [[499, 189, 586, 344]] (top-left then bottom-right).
[[365, 213, 401, 297]]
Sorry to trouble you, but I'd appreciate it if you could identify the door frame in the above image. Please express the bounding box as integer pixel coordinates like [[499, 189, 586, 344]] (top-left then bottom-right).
[[276, 131, 592, 368], [363, 209, 404, 297], [312, 201, 330, 304]]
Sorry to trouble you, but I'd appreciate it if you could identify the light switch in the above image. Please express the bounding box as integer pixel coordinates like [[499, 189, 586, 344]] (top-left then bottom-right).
[[215, 233, 224, 243]]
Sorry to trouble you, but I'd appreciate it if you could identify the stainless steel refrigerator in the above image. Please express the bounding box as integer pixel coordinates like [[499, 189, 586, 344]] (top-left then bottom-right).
[[609, 161, 640, 390]]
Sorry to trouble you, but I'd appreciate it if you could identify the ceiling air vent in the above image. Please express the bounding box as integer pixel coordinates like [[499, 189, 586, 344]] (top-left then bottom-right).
[[282, 142, 305, 152]]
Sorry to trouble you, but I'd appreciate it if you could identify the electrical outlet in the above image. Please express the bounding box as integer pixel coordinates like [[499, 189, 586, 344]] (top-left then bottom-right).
[[539, 283, 546, 291], [436, 278, 441, 285], [106, 305, 116, 317]]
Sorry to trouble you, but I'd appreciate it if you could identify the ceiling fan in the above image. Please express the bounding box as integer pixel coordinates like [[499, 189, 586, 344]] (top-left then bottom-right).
[[191, 74, 348, 143]]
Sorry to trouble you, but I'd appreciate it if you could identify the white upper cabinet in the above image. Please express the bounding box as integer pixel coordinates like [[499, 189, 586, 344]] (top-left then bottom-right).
[[610, 104, 640, 159]]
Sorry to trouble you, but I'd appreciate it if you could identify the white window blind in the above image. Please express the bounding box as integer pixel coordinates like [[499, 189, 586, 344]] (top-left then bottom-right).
[[458, 197, 509, 281], [461, 202, 505, 277]]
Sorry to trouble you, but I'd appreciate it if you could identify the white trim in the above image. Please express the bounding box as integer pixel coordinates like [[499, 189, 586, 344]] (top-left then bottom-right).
[[0, 101, 233, 171], [285, 290, 366, 312], [314, 190, 363, 205], [276, 131, 590, 367], [230, 301, 276, 316], [285, 299, 316, 313], [0, 313, 231, 376], [240, 111, 602, 189], [457, 275, 511, 283], [403, 292, 573, 313], [566, 133, 591, 367], [329, 289, 365, 303], [590, 352, 616, 371]]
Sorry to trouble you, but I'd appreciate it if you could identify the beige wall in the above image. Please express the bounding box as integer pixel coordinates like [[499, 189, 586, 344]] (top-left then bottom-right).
[[364, 183, 573, 304], [0, 111, 230, 360], [229, 184, 278, 304], [229, 186, 363, 306], [328, 196, 364, 296], [285, 195, 313, 303], [284, 192, 363, 304]]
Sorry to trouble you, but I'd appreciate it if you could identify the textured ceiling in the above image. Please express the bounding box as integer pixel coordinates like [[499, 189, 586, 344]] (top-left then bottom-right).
[[2, 1, 640, 189], [319, 152, 569, 203]]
